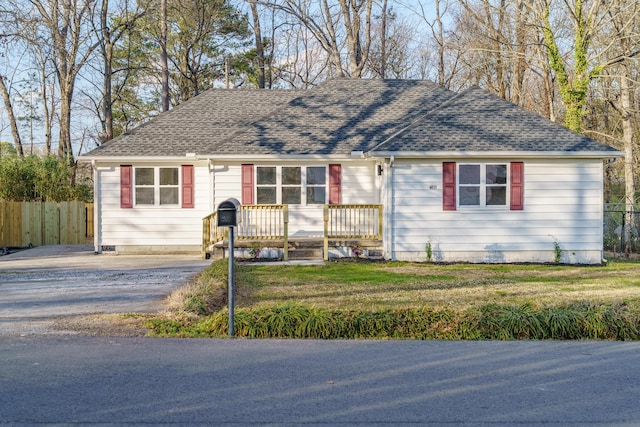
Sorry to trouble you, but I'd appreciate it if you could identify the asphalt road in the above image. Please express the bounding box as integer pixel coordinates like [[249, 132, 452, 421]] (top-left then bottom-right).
[[2, 246, 640, 425], [2, 337, 640, 426], [0, 245, 211, 335]]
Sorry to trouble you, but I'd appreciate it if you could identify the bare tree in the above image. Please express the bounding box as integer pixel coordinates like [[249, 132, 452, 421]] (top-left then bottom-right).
[[16, 0, 100, 162], [94, 0, 144, 142], [402, 0, 459, 87], [276, 23, 331, 87], [0, 40, 24, 156], [601, 0, 640, 216], [262, 0, 374, 77], [454, 0, 532, 104], [367, 9, 417, 79]]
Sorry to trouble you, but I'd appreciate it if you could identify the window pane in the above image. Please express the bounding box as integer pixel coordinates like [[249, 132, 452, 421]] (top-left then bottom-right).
[[160, 187, 179, 205], [257, 187, 276, 204], [307, 167, 326, 185], [486, 187, 506, 205], [135, 168, 154, 185], [460, 186, 480, 205], [307, 187, 326, 204], [459, 165, 480, 184], [282, 187, 301, 204], [282, 167, 301, 185], [486, 165, 507, 185], [160, 168, 178, 185], [136, 188, 154, 205], [257, 167, 276, 185]]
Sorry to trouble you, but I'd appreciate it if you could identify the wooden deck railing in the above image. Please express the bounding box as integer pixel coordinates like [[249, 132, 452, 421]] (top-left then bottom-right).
[[323, 204, 383, 260], [237, 204, 289, 242], [202, 204, 382, 261], [201, 212, 226, 259], [202, 205, 289, 260]]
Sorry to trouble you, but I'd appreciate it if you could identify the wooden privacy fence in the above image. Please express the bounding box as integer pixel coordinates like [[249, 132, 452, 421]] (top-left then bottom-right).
[[0, 201, 94, 247]]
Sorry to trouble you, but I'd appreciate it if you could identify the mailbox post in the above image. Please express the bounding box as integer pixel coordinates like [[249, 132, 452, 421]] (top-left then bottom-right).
[[217, 198, 241, 336]]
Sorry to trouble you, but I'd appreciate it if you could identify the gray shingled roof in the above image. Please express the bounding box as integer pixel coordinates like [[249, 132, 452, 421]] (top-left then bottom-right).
[[83, 79, 619, 158], [220, 79, 454, 155], [84, 88, 299, 157], [372, 86, 620, 154]]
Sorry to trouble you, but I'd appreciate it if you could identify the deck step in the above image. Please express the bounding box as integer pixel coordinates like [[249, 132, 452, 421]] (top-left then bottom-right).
[[287, 248, 323, 260]]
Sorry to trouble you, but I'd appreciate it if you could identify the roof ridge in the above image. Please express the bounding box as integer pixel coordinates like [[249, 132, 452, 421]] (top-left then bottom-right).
[[365, 86, 466, 154]]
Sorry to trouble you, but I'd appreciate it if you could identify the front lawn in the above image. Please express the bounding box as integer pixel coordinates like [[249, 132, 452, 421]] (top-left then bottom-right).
[[147, 258, 640, 340], [237, 260, 640, 310]]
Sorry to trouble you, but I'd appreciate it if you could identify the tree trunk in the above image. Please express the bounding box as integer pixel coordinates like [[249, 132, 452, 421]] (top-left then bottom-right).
[[512, 0, 527, 106], [379, 0, 386, 79], [0, 75, 24, 156], [58, 79, 75, 163], [337, 0, 372, 77], [160, 0, 169, 111], [249, 0, 265, 88], [434, 0, 445, 86], [620, 67, 635, 215], [101, 0, 114, 142], [322, 0, 345, 77]]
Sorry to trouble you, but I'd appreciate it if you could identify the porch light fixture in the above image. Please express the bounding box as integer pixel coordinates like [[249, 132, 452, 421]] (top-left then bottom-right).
[[377, 164, 383, 176]]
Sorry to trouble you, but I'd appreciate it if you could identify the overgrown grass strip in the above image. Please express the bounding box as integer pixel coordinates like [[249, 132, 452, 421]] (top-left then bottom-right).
[[146, 302, 640, 340]]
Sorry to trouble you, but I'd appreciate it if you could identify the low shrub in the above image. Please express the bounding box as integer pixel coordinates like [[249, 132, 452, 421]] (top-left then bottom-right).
[[147, 301, 640, 340]]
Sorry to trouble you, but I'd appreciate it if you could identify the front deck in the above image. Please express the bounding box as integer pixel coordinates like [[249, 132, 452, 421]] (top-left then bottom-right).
[[202, 204, 383, 260]]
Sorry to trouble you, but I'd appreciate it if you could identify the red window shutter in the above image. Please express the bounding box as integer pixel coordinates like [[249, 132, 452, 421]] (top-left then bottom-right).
[[241, 164, 254, 204], [120, 165, 133, 208], [442, 162, 456, 211], [329, 164, 341, 204], [182, 165, 194, 208], [510, 162, 524, 210]]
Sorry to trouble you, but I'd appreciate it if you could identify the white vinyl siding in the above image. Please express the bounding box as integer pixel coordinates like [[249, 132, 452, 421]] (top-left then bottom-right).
[[95, 162, 210, 252], [213, 161, 378, 238], [390, 159, 604, 264]]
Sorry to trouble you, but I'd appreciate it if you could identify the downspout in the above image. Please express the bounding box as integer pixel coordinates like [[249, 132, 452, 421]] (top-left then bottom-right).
[[384, 156, 395, 259], [208, 159, 214, 212], [92, 160, 101, 253]]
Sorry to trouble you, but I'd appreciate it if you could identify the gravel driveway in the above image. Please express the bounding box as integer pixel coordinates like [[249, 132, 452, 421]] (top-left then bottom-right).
[[0, 245, 211, 336]]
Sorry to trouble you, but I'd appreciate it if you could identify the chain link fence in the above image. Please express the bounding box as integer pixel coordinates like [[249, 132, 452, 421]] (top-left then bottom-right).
[[604, 204, 640, 255]]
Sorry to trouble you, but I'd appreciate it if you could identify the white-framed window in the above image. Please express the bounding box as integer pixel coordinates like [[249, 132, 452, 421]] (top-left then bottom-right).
[[255, 166, 327, 205], [134, 167, 180, 206], [458, 163, 507, 207]]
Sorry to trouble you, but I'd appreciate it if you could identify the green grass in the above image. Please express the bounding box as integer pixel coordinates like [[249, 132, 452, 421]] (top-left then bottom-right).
[[148, 258, 640, 340], [236, 260, 640, 310]]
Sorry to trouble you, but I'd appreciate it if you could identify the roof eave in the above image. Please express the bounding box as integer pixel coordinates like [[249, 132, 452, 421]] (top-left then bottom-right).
[[366, 150, 623, 160], [80, 153, 373, 162]]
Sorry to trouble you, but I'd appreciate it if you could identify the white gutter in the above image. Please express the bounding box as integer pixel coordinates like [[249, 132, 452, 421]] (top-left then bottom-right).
[[366, 150, 623, 160], [80, 153, 375, 162], [91, 160, 101, 253], [384, 156, 395, 260]]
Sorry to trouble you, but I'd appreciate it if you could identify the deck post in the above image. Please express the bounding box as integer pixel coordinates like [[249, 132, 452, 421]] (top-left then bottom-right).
[[283, 205, 289, 261], [323, 205, 329, 261], [201, 216, 210, 259]]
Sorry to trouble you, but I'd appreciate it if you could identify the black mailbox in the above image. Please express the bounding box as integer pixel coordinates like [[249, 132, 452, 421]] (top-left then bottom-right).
[[217, 198, 241, 227]]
